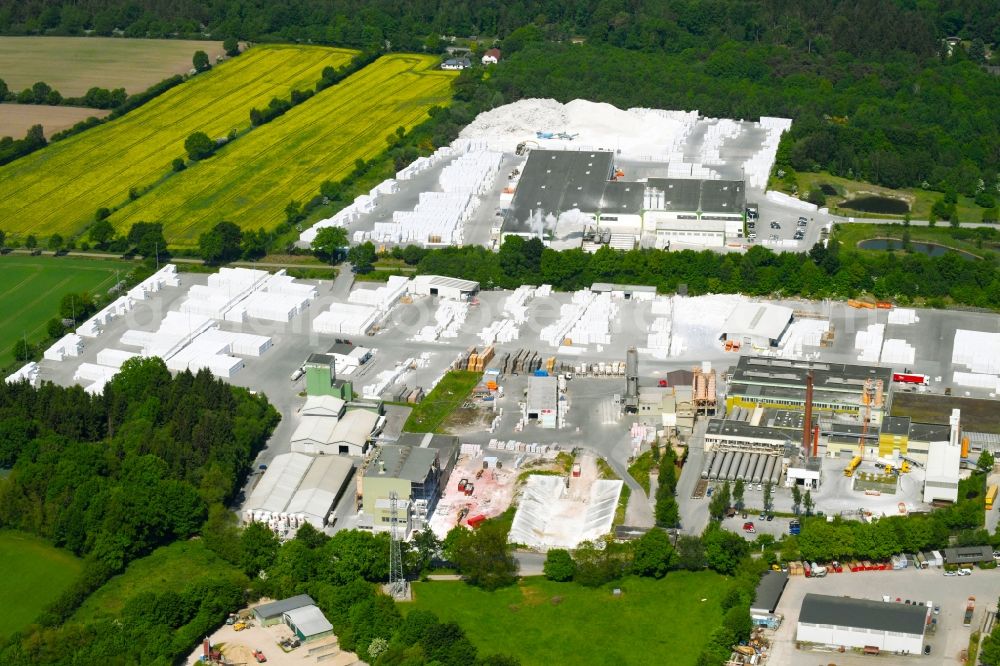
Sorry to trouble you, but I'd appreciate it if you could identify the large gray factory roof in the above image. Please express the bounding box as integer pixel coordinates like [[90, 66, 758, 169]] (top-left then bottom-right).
[[646, 178, 701, 211], [508, 150, 616, 226], [700, 180, 745, 215], [506, 149, 745, 231], [366, 442, 438, 484], [706, 419, 796, 443], [799, 594, 927, 636], [730, 356, 892, 395]]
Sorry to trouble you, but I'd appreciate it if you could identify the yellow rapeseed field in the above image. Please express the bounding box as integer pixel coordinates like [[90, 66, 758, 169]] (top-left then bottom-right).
[[0, 44, 356, 240], [109, 54, 455, 245]]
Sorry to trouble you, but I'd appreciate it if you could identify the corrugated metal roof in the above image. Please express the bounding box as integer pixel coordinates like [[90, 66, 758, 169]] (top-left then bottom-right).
[[254, 594, 315, 619], [284, 604, 333, 636], [329, 409, 378, 445]]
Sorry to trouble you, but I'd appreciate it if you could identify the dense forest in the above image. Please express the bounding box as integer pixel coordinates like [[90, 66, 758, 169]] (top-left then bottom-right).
[[0, 357, 278, 619], [378, 228, 1000, 309]]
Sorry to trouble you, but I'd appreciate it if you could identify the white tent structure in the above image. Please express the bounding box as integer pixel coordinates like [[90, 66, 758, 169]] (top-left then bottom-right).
[[507, 474, 623, 549]]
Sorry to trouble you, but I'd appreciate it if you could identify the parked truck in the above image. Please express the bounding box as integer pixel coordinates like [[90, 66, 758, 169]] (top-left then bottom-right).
[[965, 596, 975, 626], [844, 456, 862, 477]]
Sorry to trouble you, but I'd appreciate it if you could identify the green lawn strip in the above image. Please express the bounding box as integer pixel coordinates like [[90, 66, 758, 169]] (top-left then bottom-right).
[[73, 539, 246, 623], [0, 530, 83, 639], [0, 255, 133, 367], [405, 574, 724, 666], [403, 370, 483, 433]]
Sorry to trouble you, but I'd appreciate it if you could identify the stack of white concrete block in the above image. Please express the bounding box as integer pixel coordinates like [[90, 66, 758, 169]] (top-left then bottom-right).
[[887, 308, 919, 325], [348, 275, 410, 311], [43, 333, 84, 361], [855, 324, 885, 363], [952, 330, 1000, 374], [880, 339, 916, 366], [5, 362, 39, 387], [95, 348, 139, 369], [412, 300, 469, 342], [313, 302, 381, 336]]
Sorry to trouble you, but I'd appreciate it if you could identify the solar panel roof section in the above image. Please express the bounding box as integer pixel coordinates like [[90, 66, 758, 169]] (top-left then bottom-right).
[[509, 149, 615, 223]]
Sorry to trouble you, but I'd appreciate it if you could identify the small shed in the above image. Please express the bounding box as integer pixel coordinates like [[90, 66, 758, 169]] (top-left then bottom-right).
[[252, 594, 315, 626], [284, 604, 334, 643]]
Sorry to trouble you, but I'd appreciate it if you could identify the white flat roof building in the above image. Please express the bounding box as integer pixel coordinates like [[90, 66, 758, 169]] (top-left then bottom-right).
[[924, 440, 961, 503], [526, 375, 558, 428], [723, 302, 794, 349], [796, 594, 925, 655]]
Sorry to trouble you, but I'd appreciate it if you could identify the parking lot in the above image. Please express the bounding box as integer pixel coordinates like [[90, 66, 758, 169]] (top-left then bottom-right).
[[766, 567, 997, 665]]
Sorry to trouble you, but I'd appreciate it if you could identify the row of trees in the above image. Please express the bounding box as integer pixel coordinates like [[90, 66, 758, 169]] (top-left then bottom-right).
[[6, 0, 1000, 58], [408, 231, 1000, 310], [796, 470, 992, 563]]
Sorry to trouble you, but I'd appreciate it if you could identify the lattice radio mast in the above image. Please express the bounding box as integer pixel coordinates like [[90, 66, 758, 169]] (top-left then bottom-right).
[[388, 491, 407, 599]]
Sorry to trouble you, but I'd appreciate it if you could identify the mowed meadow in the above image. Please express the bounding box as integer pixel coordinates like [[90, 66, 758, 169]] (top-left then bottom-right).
[[0, 44, 357, 241], [0, 36, 226, 95], [109, 54, 455, 244]]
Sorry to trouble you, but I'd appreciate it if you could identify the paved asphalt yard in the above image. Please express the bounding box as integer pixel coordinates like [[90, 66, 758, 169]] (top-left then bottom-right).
[[767, 567, 997, 665]]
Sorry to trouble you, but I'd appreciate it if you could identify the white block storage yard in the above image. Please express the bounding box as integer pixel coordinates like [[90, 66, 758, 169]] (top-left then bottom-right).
[[31, 265, 334, 392]]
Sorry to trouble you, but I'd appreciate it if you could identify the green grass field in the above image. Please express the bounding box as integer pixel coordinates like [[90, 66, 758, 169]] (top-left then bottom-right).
[[73, 539, 247, 623], [109, 54, 455, 246], [0, 255, 133, 367], [0, 37, 226, 95], [0, 44, 356, 243], [404, 370, 483, 433], [0, 531, 83, 638], [406, 574, 724, 666]]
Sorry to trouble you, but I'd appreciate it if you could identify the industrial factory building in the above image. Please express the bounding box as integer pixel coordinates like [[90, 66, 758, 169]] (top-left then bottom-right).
[[526, 375, 559, 428], [721, 302, 794, 349], [750, 570, 788, 628], [701, 420, 789, 484], [796, 594, 926, 655], [410, 274, 480, 301], [244, 453, 355, 530], [924, 441, 961, 503], [725, 356, 892, 423], [503, 149, 745, 248], [361, 433, 459, 533]]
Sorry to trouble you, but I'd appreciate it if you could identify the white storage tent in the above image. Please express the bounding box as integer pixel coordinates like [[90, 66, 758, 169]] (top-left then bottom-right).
[[245, 453, 354, 530]]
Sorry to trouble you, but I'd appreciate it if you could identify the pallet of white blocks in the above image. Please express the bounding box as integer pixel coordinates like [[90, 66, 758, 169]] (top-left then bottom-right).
[[460, 443, 483, 456], [43, 333, 84, 361], [887, 308, 919, 325], [5, 362, 39, 387]]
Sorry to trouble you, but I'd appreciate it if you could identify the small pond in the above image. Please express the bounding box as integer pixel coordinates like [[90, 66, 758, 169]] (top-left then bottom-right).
[[857, 238, 979, 260], [840, 196, 910, 214]]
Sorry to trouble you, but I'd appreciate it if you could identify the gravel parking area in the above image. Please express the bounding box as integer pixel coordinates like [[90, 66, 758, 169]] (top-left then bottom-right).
[[766, 567, 996, 665]]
